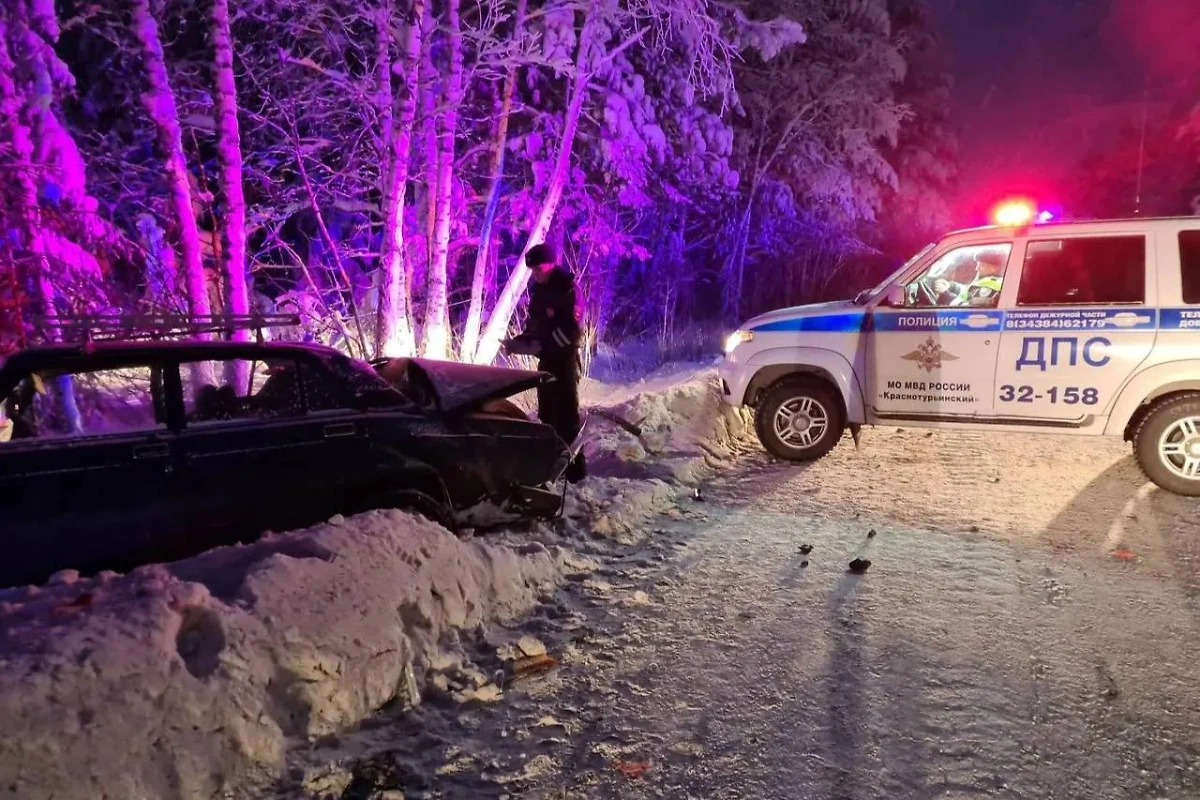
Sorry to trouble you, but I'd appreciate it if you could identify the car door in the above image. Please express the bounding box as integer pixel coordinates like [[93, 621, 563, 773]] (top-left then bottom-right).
[[992, 232, 1156, 426], [867, 241, 1014, 421], [0, 361, 178, 587], [173, 354, 371, 549]]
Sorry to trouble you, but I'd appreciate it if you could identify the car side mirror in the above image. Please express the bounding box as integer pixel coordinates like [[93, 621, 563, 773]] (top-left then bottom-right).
[[884, 284, 906, 308]]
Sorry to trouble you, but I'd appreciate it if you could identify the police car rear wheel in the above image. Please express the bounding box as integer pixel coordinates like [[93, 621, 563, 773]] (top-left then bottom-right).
[[1134, 395, 1200, 497], [755, 378, 844, 462]]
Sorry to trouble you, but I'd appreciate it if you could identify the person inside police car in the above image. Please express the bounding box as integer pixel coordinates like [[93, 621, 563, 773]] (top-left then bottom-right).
[[931, 250, 1006, 307], [501, 243, 587, 484]]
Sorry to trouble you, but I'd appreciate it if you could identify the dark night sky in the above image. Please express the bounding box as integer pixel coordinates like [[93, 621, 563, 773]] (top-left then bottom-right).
[[927, 0, 1148, 225]]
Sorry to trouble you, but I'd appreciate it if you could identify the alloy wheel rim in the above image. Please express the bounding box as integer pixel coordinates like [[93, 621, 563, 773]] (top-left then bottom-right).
[[1158, 416, 1200, 480], [773, 396, 829, 449]]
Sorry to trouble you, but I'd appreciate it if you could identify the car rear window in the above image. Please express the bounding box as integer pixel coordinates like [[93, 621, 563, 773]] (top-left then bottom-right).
[[1180, 230, 1200, 304], [1017, 235, 1146, 306]]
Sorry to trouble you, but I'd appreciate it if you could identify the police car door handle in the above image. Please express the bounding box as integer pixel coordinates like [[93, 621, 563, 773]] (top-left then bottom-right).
[[132, 442, 170, 460], [323, 422, 356, 439]]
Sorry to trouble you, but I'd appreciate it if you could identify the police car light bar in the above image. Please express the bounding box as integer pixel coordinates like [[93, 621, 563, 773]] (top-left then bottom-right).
[[992, 200, 1037, 227]]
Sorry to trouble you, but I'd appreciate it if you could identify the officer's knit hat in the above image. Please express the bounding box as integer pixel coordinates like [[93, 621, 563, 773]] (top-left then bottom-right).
[[526, 244, 556, 268]]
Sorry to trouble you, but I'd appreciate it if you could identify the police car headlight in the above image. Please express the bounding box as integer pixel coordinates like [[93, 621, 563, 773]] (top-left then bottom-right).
[[723, 330, 754, 354]]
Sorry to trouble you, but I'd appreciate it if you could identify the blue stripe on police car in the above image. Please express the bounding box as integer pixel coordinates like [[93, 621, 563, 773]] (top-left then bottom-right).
[[872, 310, 1004, 332], [1159, 309, 1200, 330], [750, 313, 866, 333], [1003, 309, 1156, 331], [748, 307, 1179, 335]]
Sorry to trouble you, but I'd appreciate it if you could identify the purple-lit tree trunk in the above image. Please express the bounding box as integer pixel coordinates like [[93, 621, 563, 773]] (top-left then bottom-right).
[[376, 0, 423, 358], [472, 13, 597, 366], [459, 0, 527, 364], [421, 0, 464, 361], [210, 0, 251, 388], [416, 2, 438, 337], [131, 0, 211, 323]]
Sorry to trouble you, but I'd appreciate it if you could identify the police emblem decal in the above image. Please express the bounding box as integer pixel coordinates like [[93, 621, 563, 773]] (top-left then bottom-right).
[[901, 337, 959, 373]]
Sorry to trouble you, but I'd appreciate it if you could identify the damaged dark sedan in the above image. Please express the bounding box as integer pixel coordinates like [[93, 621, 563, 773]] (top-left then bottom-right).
[[0, 339, 577, 588]]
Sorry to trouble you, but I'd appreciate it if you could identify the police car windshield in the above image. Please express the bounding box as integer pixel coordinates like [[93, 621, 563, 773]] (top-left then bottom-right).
[[853, 242, 935, 305]]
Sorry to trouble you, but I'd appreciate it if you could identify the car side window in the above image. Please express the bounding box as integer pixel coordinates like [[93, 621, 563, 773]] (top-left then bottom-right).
[[181, 358, 304, 425], [304, 355, 411, 413], [298, 360, 358, 412], [1017, 236, 1146, 306], [1180, 230, 1200, 304], [903, 244, 1013, 308], [0, 366, 167, 442]]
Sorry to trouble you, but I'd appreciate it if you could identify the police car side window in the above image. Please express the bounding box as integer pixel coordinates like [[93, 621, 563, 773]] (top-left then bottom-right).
[[1017, 236, 1145, 306], [1180, 231, 1200, 304], [903, 244, 1012, 308]]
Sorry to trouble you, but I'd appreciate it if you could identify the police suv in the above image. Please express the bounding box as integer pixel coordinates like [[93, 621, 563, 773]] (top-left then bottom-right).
[[719, 216, 1200, 495]]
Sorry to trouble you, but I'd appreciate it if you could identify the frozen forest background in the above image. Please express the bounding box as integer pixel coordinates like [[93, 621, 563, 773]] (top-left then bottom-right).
[[1, 0, 1196, 368]]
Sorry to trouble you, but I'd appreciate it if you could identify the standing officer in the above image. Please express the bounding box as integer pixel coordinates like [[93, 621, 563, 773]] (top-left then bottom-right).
[[503, 244, 587, 483]]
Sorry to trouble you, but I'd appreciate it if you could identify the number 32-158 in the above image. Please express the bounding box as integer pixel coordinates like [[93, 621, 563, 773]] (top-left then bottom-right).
[[999, 385, 1099, 405]]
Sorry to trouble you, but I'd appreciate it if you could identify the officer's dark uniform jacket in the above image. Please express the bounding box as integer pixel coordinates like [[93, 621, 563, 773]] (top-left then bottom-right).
[[520, 267, 586, 481], [524, 267, 580, 363]]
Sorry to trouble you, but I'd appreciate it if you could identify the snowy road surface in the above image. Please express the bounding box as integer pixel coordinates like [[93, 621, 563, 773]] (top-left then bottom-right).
[[294, 427, 1200, 799], [504, 429, 1200, 799]]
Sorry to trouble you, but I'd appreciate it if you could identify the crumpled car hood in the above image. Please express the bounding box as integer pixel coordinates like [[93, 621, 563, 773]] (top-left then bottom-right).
[[377, 357, 548, 414]]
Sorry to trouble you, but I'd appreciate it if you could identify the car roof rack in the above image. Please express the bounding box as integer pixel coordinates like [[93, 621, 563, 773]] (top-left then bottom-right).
[[33, 313, 303, 351]]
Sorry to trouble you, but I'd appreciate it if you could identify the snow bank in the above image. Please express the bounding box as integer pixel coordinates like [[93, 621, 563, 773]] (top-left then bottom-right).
[[0, 511, 559, 800], [598, 365, 752, 483], [567, 365, 753, 542]]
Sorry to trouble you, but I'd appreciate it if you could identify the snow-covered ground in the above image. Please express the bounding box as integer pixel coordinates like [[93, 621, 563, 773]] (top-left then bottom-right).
[[0, 366, 740, 800]]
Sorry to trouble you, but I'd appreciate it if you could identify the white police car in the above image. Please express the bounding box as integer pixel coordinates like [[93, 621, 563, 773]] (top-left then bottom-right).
[[719, 215, 1200, 495]]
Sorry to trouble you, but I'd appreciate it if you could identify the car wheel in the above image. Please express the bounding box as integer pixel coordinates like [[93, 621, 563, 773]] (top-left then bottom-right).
[[1133, 394, 1200, 497], [754, 377, 845, 462], [361, 489, 454, 529]]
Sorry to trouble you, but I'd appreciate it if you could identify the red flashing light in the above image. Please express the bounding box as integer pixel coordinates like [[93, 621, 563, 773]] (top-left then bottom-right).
[[992, 199, 1037, 227]]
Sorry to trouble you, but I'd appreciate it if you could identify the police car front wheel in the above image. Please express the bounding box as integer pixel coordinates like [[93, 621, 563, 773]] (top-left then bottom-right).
[[1134, 394, 1200, 497], [755, 378, 845, 462]]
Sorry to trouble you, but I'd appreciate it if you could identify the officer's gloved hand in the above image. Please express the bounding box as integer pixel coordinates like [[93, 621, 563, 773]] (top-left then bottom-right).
[[502, 336, 541, 356]]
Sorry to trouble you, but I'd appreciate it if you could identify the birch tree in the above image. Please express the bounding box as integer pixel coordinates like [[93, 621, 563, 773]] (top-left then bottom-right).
[[421, 0, 465, 360], [131, 0, 211, 321], [376, 0, 424, 357], [459, 0, 528, 364], [211, 0, 251, 386]]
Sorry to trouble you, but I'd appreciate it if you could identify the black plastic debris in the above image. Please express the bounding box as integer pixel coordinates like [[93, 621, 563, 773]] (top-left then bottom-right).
[[847, 558, 871, 574]]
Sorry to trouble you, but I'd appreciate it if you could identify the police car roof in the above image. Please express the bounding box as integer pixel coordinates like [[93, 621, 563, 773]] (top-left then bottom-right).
[[945, 215, 1200, 241]]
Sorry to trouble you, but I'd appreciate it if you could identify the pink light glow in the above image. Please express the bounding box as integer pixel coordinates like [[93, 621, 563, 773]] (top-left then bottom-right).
[[992, 199, 1037, 227]]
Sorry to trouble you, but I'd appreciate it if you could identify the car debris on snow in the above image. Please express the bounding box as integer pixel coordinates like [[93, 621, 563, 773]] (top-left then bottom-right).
[[847, 557, 872, 574]]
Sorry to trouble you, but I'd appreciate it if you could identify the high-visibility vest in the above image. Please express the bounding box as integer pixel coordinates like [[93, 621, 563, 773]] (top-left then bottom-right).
[[968, 275, 1003, 302]]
